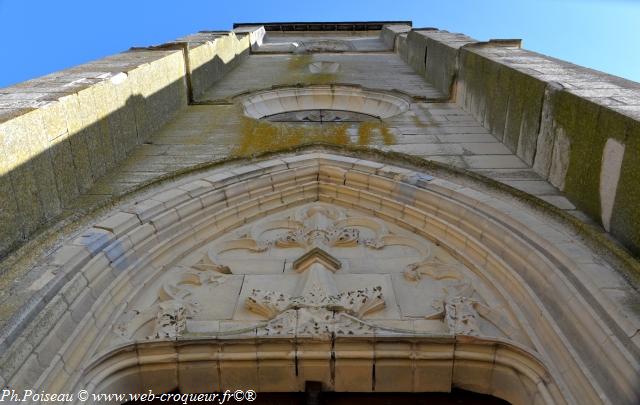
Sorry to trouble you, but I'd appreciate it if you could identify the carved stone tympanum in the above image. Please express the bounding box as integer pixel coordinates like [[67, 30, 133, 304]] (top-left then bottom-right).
[[114, 203, 523, 343], [246, 261, 386, 337]]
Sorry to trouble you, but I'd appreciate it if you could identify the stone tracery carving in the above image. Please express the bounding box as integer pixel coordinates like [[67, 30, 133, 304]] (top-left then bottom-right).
[[114, 204, 524, 343], [420, 278, 523, 340], [441, 296, 481, 336], [403, 256, 465, 282], [197, 204, 424, 271], [400, 249, 520, 339], [115, 265, 228, 339], [246, 262, 385, 337], [153, 301, 188, 339]]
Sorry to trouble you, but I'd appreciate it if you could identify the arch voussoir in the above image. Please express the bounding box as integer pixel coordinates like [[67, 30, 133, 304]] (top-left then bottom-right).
[[2, 152, 638, 405]]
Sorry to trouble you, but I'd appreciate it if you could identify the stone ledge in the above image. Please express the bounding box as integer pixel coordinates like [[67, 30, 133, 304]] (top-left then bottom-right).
[[0, 27, 264, 261], [398, 28, 640, 257]]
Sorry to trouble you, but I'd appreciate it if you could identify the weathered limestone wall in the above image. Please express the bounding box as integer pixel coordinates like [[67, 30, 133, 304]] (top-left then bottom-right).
[[177, 28, 263, 100], [380, 24, 410, 50], [393, 28, 475, 99], [0, 29, 258, 258], [457, 42, 548, 167], [0, 50, 188, 257], [389, 26, 640, 256], [536, 84, 640, 254]]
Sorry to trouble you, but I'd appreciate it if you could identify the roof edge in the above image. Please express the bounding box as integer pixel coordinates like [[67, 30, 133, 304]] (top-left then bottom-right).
[[233, 21, 412, 31]]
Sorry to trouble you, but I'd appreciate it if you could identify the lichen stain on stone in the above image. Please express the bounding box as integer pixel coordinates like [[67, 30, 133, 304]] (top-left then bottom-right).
[[233, 117, 351, 157], [608, 117, 640, 257], [287, 54, 313, 70], [380, 123, 395, 145], [412, 114, 429, 128], [232, 118, 396, 158], [286, 54, 338, 85], [357, 121, 395, 146], [304, 73, 338, 85]]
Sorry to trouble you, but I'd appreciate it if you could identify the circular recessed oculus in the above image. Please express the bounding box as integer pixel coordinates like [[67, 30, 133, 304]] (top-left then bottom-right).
[[265, 109, 377, 123], [240, 85, 411, 121], [308, 61, 341, 74]]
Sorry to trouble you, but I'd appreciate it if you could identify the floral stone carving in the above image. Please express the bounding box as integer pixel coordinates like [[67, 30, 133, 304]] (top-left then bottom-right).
[[246, 261, 385, 337], [115, 265, 228, 339], [197, 204, 423, 272]]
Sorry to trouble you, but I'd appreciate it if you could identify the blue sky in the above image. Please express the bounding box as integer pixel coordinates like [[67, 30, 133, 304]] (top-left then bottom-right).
[[0, 0, 638, 88]]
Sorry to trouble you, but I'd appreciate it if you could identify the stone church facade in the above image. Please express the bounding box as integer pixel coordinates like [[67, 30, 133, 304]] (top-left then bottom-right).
[[0, 21, 639, 404]]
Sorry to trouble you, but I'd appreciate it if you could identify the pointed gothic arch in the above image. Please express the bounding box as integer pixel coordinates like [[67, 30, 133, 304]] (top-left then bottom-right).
[[5, 150, 639, 404]]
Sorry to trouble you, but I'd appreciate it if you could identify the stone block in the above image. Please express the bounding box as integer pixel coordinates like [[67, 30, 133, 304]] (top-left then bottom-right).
[[177, 179, 214, 198], [295, 341, 333, 391], [48, 137, 80, 206], [125, 223, 156, 247], [33, 325, 65, 368], [127, 50, 187, 142], [150, 209, 180, 232], [60, 316, 98, 373], [89, 81, 118, 171], [609, 118, 640, 256], [452, 343, 496, 394], [94, 211, 141, 236], [23, 294, 67, 350], [548, 128, 570, 190], [178, 360, 220, 393], [151, 188, 191, 208], [1, 111, 49, 237], [599, 138, 625, 231], [91, 290, 117, 330], [39, 101, 68, 142], [458, 47, 546, 165], [8, 353, 44, 391], [87, 263, 117, 301], [112, 73, 139, 155], [49, 244, 92, 270], [126, 198, 167, 222], [0, 174, 21, 255], [72, 227, 115, 255], [404, 31, 429, 76], [0, 337, 34, 384], [219, 343, 259, 390], [69, 287, 96, 323], [75, 86, 108, 179], [51, 310, 75, 345], [103, 235, 134, 264], [463, 155, 528, 169], [381, 24, 411, 50], [139, 363, 178, 393], [97, 361, 143, 395], [334, 340, 373, 391], [257, 342, 297, 391], [59, 93, 93, 192], [373, 342, 413, 392]]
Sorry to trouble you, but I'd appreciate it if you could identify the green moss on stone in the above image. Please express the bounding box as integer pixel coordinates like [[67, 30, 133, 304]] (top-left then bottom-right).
[[610, 118, 640, 257], [550, 89, 640, 257], [555, 92, 606, 221], [460, 50, 545, 165]]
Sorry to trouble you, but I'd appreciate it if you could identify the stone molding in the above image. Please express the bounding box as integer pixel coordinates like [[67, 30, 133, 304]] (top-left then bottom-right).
[[1, 152, 637, 404], [238, 85, 411, 120], [82, 337, 556, 399]]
